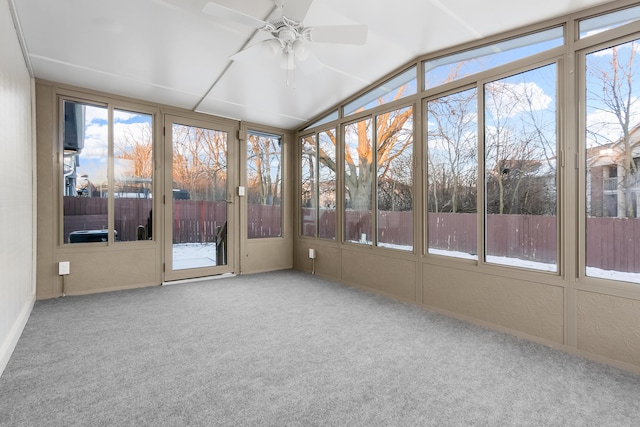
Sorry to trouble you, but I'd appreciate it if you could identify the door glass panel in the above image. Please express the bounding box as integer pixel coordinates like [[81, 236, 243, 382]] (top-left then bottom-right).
[[171, 123, 228, 270]]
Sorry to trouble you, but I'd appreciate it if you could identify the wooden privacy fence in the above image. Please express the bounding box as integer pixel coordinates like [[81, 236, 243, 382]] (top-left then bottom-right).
[[586, 217, 640, 273], [304, 208, 640, 273], [64, 197, 282, 243], [172, 200, 227, 243], [64, 198, 639, 272]]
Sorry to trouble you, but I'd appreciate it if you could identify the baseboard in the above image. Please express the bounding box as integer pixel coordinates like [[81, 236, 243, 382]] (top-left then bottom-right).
[[163, 273, 236, 286], [0, 293, 35, 378]]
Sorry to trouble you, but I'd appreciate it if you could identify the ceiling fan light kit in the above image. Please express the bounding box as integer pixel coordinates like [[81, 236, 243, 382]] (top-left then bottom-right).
[[203, 0, 368, 72]]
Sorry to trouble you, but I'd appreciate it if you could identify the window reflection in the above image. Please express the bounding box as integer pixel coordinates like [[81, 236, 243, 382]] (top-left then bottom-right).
[[484, 64, 558, 272], [427, 88, 478, 259], [247, 131, 283, 239], [62, 101, 110, 244], [585, 39, 640, 284], [344, 118, 373, 244], [376, 106, 413, 251]]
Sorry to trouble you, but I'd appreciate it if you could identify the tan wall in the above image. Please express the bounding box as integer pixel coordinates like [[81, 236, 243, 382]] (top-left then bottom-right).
[[35, 82, 292, 298], [577, 291, 640, 367], [239, 124, 294, 275], [35, 82, 163, 298], [293, 242, 640, 372], [423, 264, 564, 344]]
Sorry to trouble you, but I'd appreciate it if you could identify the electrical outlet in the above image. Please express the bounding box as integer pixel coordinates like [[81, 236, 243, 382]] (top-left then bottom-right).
[[58, 261, 70, 275], [308, 248, 316, 259]]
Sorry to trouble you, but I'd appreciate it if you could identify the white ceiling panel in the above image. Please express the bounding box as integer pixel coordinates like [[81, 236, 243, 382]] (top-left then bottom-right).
[[11, 0, 615, 129]]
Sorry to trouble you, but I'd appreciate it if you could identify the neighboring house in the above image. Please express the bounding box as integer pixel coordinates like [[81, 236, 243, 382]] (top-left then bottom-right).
[[586, 123, 640, 218]]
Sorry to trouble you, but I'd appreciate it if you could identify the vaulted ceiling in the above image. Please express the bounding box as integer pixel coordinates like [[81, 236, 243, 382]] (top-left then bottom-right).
[[11, 0, 613, 130]]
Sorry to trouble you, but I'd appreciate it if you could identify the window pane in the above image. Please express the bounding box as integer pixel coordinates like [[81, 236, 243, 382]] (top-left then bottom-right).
[[424, 27, 563, 90], [344, 118, 373, 244], [484, 64, 558, 272], [579, 5, 640, 39], [113, 109, 153, 242], [344, 67, 417, 116], [318, 130, 337, 240], [301, 135, 317, 237], [63, 101, 110, 244], [585, 39, 640, 284], [247, 132, 282, 239], [376, 106, 414, 251], [302, 110, 338, 131], [427, 88, 478, 259]]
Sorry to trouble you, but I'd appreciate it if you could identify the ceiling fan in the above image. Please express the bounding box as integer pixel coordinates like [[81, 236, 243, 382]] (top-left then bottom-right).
[[202, 0, 368, 72]]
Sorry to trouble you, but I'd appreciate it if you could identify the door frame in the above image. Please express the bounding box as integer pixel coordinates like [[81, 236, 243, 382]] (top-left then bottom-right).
[[163, 114, 239, 282]]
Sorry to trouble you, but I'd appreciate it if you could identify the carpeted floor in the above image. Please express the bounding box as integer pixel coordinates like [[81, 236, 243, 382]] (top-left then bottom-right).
[[1, 270, 640, 426]]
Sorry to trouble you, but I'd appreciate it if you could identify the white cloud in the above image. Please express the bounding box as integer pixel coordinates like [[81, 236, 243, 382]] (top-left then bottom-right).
[[81, 122, 108, 159], [485, 81, 552, 118], [589, 38, 640, 57], [586, 97, 640, 147], [83, 105, 107, 123]]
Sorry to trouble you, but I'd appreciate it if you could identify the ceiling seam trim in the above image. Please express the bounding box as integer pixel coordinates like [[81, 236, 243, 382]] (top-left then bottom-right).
[[8, 0, 34, 76]]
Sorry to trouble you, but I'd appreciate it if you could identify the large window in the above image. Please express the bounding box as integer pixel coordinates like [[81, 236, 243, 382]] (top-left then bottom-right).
[[376, 106, 414, 250], [62, 99, 153, 244], [584, 37, 640, 284], [300, 130, 337, 240], [484, 64, 558, 272], [344, 67, 417, 116], [297, 2, 640, 285], [247, 131, 282, 239], [344, 107, 414, 249], [344, 118, 373, 244], [301, 134, 317, 237], [424, 27, 563, 89], [427, 88, 478, 259], [579, 5, 640, 39], [114, 109, 154, 241]]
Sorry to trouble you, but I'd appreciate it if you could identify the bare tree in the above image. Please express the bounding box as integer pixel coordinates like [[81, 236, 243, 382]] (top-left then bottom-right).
[[484, 67, 557, 216], [427, 88, 478, 213], [115, 121, 153, 179], [171, 125, 227, 201], [247, 133, 281, 205], [587, 40, 640, 218]]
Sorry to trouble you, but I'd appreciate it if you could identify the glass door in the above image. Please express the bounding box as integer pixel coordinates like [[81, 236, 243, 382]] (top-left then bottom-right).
[[164, 115, 235, 281]]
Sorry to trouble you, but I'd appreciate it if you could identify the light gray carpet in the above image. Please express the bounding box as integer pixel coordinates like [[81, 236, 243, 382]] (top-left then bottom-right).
[[1, 270, 639, 426]]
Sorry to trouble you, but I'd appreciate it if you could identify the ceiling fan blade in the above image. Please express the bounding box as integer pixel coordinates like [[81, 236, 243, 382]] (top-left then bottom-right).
[[202, 2, 267, 29], [296, 51, 325, 75], [308, 25, 368, 45], [230, 39, 281, 62], [277, 0, 314, 22]]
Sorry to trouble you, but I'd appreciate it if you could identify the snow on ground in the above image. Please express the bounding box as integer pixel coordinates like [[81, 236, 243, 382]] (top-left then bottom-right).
[[172, 241, 640, 284], [380, 246, 640, 284], [172, 243, 217, 270]]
